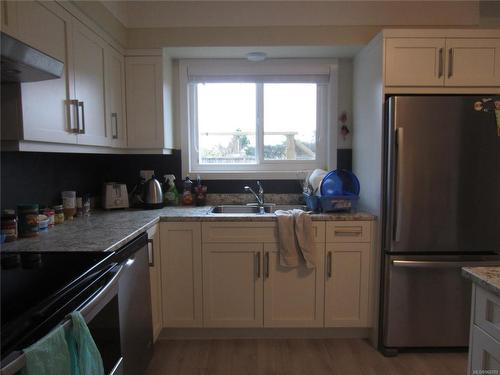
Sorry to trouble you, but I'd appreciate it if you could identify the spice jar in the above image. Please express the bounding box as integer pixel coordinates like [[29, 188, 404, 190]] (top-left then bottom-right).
[[62, 191, 76, 220], [76, 197, 83, 217], [1, 210, 18, 242], [53, 205, 65, 225], [42, 208, 55, 227], [38, 214, 49, 232], [17, 204, 39, 238]]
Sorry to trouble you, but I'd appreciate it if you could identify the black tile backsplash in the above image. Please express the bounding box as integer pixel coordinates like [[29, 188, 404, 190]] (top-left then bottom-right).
[[1, 151, 181, 209], [1, 149, 352, 208]]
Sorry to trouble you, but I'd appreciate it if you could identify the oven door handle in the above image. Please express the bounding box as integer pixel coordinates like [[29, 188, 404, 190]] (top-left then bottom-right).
[[0, 265, 124, 375], [77, 264, 123, 324]]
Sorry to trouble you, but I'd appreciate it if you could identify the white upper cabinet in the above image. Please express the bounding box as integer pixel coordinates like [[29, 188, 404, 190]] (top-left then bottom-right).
[[1, 1, 18, 37], [385, 35, 500, 87], [71, 19, 108, 146], [445, 38, 500, 86], [385, 38, 446, 87], [14, 1, 77, 144], [105, 47, 127, 148], [125, 56, 165, 149], [1, 1, 126, 150]]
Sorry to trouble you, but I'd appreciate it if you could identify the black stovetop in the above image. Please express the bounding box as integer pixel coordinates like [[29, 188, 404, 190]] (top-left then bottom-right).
[[0, 251, 114, 359]]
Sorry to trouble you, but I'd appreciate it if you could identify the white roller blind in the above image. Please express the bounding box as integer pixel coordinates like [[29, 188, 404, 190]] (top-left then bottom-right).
[[185, 59, 333, 83]]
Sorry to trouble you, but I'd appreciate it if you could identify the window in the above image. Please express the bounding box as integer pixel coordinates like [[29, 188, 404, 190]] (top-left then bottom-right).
[[181, 59, 333, 177]]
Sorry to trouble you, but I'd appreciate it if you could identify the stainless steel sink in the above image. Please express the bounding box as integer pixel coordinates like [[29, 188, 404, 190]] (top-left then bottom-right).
[[210, 204, 308, 214], [210, 205, 274, 214]]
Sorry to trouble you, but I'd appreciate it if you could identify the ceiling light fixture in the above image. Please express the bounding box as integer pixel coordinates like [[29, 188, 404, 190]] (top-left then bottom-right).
[[246, 52, 267, 62]]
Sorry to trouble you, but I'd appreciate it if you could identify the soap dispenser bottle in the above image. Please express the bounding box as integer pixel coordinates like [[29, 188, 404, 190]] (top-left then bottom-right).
[[163, 174, 179, 206], [181, 177, 194, 206]]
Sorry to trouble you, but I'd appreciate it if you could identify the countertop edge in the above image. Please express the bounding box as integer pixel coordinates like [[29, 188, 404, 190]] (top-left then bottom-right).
[[462, 267, 500, 298], [1, 208, 376, 253], [103, 216, 160, 252]]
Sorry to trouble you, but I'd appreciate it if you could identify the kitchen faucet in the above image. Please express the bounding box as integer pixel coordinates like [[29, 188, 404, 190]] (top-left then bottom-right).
[[244, 181, 265, 213]]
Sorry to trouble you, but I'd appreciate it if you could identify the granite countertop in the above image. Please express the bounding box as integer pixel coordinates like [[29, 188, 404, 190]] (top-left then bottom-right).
[[0, 206, 375, 253], [462, 267, 500, 298]]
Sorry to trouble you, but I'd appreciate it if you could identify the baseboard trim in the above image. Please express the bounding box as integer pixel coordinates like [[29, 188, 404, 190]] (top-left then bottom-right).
[[159, 327, 371, 340]]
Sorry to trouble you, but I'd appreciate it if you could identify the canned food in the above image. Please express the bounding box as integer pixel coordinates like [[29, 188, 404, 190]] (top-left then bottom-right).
[[53, 205, 64, 225], [1, 210, 17, 242], [17, 204, 39, 238]]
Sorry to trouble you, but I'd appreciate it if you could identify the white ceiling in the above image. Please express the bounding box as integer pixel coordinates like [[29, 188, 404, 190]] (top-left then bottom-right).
[[165, 45, 363, 59], [101, 1, 485, 29]]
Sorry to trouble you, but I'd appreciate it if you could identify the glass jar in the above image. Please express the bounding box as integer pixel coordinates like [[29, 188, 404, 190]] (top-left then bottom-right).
[[1, 210, 18, 242], [62, 191, 76, 220], [53, 205, 65, 225], [42, 208, 55, 227], [17, 204, 39, 238]]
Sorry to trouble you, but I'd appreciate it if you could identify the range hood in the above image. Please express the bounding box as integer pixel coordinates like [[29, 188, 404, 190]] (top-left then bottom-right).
[[1, 32, 64, 83]]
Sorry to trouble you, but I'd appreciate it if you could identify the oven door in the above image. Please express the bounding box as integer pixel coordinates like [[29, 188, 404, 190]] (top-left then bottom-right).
[[83, 265, 124, 375], [0, 264, 124, 375]]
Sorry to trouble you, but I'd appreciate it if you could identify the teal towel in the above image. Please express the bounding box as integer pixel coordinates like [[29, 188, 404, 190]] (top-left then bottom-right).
[[65, 311, 104, 375], [21, 325, 72, 375]]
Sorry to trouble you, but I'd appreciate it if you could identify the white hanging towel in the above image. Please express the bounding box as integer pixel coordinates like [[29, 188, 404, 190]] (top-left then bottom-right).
[[275, 209, 317, 269]]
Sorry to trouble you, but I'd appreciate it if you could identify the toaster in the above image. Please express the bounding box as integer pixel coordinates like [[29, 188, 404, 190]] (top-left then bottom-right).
[[103, 183, 129, 209]]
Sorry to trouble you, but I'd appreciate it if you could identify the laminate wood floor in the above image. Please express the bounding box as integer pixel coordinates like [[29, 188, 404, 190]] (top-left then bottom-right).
[[146, 339, 467, 375]]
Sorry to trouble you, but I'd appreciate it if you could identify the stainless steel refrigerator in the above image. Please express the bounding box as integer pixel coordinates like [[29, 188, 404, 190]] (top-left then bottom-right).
[[380, 96, 500, 356]]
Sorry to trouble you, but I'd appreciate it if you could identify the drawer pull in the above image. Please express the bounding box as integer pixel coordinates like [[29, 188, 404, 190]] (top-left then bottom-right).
[[334, 228, 362, 236]]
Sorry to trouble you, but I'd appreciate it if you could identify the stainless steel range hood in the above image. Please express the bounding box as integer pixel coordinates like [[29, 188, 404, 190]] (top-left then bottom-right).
[[1, 32, 64, 82]]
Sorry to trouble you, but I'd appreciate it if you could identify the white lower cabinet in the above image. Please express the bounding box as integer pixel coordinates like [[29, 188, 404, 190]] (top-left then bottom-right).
[[203, 243, 264, 327], [160, 222, 203, 327], [470, 326, 500, 374], [159, 220, 374, 331], [468, 285, 500, 374], [263, 243, 325, 327], [324, 243, 371, 327], [147, 224, 162, 342]]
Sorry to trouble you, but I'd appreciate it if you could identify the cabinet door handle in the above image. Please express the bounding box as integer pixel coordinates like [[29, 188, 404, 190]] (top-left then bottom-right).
[[447, 48, 453, 78], [78, 101, 86, 134], [147, 239, 154, 267], [111, 113, 118, 139], [256, 252, 261, 278], [68, 100, 79, 133], [438, 48, 443, 78], [265, 252, 270, 278], [327, 251, 332, 278]]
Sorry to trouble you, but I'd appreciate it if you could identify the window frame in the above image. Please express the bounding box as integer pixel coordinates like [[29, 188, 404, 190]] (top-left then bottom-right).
[[179, 59, 337, 179]]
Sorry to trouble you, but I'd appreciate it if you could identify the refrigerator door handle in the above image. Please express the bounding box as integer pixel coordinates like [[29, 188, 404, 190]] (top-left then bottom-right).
[[393, 127, 404, 242], [392, 260, 500, 268]]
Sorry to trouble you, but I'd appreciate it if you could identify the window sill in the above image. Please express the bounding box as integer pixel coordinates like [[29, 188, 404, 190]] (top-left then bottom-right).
[[185, 170, 311, 180]]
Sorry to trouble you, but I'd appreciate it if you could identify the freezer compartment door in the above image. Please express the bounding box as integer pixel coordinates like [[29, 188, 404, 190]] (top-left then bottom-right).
[[382, 254, 500, 349]]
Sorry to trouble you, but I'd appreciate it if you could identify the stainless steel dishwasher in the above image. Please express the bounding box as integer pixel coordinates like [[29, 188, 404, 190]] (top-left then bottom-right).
[[114, 233, 154, 375]]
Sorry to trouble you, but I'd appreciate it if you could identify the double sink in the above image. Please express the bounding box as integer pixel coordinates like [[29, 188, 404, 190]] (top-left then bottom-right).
[[210, 204, 307, 214]]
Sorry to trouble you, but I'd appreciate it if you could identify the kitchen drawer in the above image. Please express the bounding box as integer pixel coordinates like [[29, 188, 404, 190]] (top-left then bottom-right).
[[469, 325, 500, 374], [474, 286, 500, 343], [202, 222, 325, 243], [326, 221, 371, 243]]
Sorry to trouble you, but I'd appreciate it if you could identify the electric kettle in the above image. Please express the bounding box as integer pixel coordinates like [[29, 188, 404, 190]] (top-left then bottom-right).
[[143, 175, 164, 209]]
